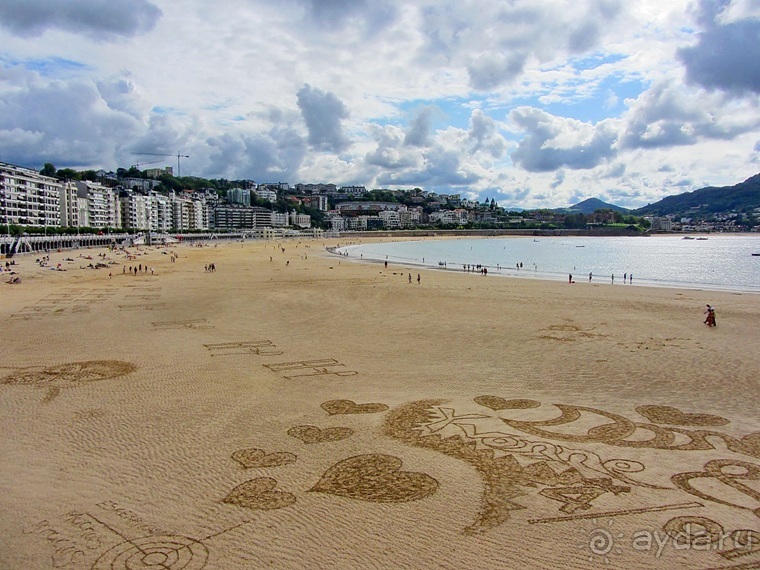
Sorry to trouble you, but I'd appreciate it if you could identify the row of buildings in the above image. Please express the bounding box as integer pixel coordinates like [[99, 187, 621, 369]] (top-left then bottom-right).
[[0, 162, 311, 231]]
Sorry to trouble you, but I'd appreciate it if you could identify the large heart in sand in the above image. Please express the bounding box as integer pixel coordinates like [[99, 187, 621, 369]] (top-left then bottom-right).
[[636, 405, 730, 427], [309, 454, 439, 503], [287, 425, 354, 444], [321, 399, 389, 415], [223, 477, 296, 510], [231, 448, 297, 469]]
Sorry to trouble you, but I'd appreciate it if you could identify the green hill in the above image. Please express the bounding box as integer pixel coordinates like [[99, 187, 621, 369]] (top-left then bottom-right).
[[633, 173, 760, 216], [557, 197, 630, 214]]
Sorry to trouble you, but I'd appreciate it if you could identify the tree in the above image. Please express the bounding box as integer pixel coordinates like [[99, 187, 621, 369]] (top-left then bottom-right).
[[40, 163, 57, 177]]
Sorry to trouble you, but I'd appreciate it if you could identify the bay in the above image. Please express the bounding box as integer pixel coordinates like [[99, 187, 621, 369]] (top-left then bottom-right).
[[338, 235, 760, 293]]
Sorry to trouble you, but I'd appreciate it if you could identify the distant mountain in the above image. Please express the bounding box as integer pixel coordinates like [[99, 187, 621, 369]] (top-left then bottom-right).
[[557, 197, 630, 214], [632, 173, 760, 216]]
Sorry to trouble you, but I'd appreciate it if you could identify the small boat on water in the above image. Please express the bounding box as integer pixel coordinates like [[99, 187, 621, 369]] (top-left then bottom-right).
[[752, 253, 760, 257], [696, 237, 708, 240], [683, 236, 695, 239]]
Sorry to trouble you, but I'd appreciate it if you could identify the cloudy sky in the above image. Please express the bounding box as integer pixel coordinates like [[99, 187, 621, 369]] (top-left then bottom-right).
[[1, 0, 759, 208]]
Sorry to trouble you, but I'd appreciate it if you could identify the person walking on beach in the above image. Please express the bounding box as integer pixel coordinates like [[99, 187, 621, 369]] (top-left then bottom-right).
[[569, 273, 573, 284], [589, 272, 592, 282], [417, 273, 420, 284], [408, 273, 412, 284], [704, 304, 716, 326], [611, 274, 614, 284], [629, 273, 633, 284], [623, 273, 627, 284]]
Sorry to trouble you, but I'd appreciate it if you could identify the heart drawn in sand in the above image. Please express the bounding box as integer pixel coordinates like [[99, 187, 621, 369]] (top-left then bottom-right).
[[287, 425, 354, 444], [309, 454, 439, 503], [223, 477, 296, 510], [636, 405, 730, 427], [738, 433, 760, 458], [474, 395, 541, 411], [321, 399, 389, 416], [231, 448, 297, 469]]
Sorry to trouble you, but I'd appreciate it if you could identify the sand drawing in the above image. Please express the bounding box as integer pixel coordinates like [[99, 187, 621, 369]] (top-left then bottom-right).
[[636, 405, 730, 426], [92, 534, 209, 570], [268, 359, 358, 377], [309, 454, 439, 503], [1, 361, 137, 402], [204, 340, 283, 357], [662, 516, 760, 562], [264, 359, 358, 379], [152, 319, 214, 330], [537, 323, 604, 342], [672, 459, 760, 518], [321, 399, 389, 415], [118, 303, 167, 311], [381, 397, 760, 535], [231, 448, 297, 469], [287, 425, 354, 444], [473, 396, 541, 411], [528, 501, 704, 524], [223, 477, 297, 511], [124, 294, 162, 300]]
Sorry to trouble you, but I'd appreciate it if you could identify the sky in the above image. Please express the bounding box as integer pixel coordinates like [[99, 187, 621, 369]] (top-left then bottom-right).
[[0, 0, 759, 209]]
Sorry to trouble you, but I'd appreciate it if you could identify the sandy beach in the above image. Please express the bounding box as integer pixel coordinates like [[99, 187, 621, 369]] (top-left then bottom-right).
[[1, 237, 759, 570]]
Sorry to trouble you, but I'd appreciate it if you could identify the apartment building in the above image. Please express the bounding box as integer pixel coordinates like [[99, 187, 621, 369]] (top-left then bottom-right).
[[0, 161, 62, 227], [290, 211, 311, 228], [59, 181, 87, 228], [120, 192, 152, 230], [75, 180, 121, 228], [254, 188, 277, 203], [213, 205, 273, 230], [227, 188, 251, 206]]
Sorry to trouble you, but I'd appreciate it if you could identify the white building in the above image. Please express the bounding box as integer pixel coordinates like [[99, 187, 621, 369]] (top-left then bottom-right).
[[120, 192, 152, 230], [379, 209, 400, 228], [254, 188, 277, 203], [122, 178, 160, 192], [76, 180, 121, 228], [398, 209, 421, 228], [228, 188, 251, 206], [149, 193, 170, 231], [290, 211, 311, 228], [429, 209, 468, 225], [0, 161, 62, 227], [271, 212, 289, 227]]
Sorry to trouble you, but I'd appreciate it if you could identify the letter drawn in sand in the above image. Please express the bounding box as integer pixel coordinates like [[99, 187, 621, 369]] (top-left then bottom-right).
[[264, 359, 357, 379], [152, 319, 214, 330], [204, 340, 283, 357]]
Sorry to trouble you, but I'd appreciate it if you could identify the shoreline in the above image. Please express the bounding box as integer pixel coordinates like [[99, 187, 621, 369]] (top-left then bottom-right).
[[333, 234, 760, 295]]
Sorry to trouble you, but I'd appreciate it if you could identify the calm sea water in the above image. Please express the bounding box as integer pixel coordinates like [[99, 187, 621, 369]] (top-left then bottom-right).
[[338, 235, 760, 293]]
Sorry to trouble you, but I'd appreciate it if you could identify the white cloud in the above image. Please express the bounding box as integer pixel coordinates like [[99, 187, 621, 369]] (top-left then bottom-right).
[[0, 0, 758, 208]]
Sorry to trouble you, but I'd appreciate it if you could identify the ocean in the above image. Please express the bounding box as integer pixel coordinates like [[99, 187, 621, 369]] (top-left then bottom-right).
[[337, 235, 760, 293]]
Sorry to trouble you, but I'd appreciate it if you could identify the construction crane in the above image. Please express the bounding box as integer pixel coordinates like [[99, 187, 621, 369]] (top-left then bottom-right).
[[131, 152, 189, 177], [130, 159, 166, 169]]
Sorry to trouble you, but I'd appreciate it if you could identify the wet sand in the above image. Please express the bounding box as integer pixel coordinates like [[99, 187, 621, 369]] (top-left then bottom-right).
[[1, 238, 759, 569]]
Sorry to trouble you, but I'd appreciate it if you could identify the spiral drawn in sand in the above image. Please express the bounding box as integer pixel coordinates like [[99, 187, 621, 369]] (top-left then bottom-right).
[[91, 535, 208, 570]]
